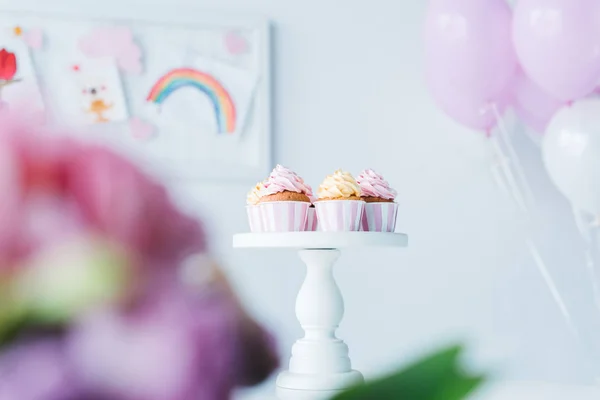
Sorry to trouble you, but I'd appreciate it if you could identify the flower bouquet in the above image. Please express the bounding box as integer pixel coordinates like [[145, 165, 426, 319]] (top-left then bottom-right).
[[0, 116, 277, 400]]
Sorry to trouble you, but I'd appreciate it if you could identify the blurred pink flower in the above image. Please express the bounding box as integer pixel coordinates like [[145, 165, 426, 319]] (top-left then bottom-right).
[[15, 237, 132, 324], [0, 122, 84, 266], [0, 113, 277, 400], [0, 134, 18, 259], [69, 145, 206, 268], [0, 115, 205, 270]]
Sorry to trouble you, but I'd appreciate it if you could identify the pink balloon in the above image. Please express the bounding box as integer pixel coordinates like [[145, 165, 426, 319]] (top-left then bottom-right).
[[425, 0, 517, 101], [426, 71, 512, 131], [513, 0, 600, 102], [512, 71, 564, 134]]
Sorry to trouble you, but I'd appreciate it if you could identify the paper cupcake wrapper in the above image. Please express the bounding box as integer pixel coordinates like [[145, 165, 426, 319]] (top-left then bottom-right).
[[304, 207, 318, 231], [361, 202, 398, 232], [261, 201, 310, 232], [315, 200, 364, 231], [246, 205, 264, 233]]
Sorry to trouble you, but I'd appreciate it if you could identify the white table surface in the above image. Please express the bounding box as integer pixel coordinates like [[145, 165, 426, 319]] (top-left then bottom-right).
[[236, 381, 600, 399], [477, 381, 600, 400]]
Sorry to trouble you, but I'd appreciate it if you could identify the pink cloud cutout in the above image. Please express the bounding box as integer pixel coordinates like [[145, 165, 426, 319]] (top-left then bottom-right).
[[129, 117, 155, 140], [79, 27, 143, 74], [224, 30, 249, 55], [23, 28, 44, 50]]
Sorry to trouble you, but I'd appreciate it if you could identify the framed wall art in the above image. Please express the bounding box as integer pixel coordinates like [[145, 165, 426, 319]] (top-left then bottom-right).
[[0, 2, 272, 181]]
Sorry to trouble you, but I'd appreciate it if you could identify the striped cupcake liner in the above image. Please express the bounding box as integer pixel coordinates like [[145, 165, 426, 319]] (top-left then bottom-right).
[[361, 202, 398, 232], [304, 206, 318, 231], [314, 200, 364, 231], [261, 201, 310, 232], [246, 205, 264, 232]]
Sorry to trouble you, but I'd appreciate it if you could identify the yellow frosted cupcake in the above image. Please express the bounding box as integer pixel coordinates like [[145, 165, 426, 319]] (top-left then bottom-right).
[[317, 170, 361, 201], [315, 170, 365, 231]]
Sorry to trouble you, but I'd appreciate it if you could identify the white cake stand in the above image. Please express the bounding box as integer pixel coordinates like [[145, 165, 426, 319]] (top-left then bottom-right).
[[232, 232, 408, 400]]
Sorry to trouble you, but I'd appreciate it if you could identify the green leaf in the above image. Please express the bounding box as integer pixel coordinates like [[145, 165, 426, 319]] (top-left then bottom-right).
[[333, 345, 484, 400], [0, 309, 29, 347], [0, 276, 30, 347]]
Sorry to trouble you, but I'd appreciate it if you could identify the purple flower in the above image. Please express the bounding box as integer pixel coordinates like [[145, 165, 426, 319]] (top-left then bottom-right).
[[0, 339, 81, 400], [67, 280, 278, 400]]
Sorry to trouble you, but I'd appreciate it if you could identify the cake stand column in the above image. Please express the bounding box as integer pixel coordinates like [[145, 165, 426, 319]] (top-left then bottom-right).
[[276, 249, 364, 399]]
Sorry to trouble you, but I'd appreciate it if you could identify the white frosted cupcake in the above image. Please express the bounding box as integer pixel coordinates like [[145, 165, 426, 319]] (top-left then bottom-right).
[[315, 170, 364, 231], [356, 169, 398, 232], [246, 181, 266, 232]]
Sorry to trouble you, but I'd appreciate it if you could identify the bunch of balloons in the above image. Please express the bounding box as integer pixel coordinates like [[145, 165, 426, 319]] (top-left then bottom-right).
[[425, 0, 600, 217]]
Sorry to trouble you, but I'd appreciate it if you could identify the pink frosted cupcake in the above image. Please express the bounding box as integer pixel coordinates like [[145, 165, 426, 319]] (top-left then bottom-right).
[[356, 169, 398, 232], [260, 165, 313, 232], [246, 181, 266, 232], [315, 170, 364, 231]]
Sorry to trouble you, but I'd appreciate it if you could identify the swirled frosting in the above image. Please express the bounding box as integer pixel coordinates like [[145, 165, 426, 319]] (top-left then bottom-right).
[[262, 165, 313, 197], [246, 181, 266, 205], [356, 169, 397, 200], [317, 170, 361, 199]]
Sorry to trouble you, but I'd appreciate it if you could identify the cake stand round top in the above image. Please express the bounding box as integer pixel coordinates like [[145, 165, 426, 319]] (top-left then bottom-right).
[[232, 231, 408, 250]]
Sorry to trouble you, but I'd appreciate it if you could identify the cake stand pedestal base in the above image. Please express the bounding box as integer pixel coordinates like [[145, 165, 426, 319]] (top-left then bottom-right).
[[232, 232, 408, 400], [276, 370, 364, 400], [275, 249, 363, 399]]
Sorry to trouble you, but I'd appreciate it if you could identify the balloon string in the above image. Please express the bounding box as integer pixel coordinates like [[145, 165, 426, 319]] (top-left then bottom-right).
[[489, 136, 528, 212], [489, 104, 580, 338], [586, 247, 600, 312], [491, 103, 536, 209], [526, 239, 581, 340], [489, 138, 512, 198], [572, 207, 600, 312], [573, 206, 593, 242]]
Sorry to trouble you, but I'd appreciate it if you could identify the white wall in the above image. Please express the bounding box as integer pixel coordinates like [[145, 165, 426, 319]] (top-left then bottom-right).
[[9, 0, 599, 396], [164, 0, 597, 394], [165, 0, 600, 393]]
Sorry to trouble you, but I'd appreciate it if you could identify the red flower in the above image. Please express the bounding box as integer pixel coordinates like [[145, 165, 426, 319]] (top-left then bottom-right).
[[0, 49, 17, 81]]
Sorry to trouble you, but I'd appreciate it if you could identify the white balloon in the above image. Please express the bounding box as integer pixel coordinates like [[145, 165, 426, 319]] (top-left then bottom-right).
[[543, 98, 600, 216]]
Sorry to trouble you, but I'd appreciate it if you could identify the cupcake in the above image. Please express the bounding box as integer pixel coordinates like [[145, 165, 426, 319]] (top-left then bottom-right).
[[260, 165, 312, 232], [259, 165, 312, 203], [315, 170, 365, 231], [356, 169, 398, 232], [246, 181, 266, 232]]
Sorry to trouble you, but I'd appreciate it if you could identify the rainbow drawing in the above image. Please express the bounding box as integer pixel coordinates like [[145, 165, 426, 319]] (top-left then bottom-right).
[[146, 68, 237, 134]]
